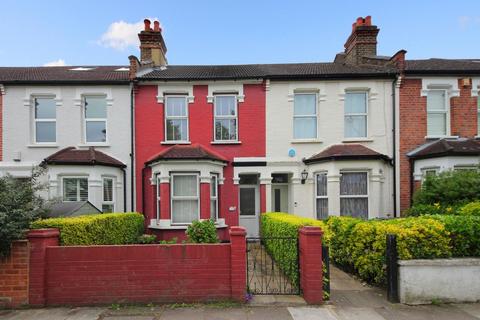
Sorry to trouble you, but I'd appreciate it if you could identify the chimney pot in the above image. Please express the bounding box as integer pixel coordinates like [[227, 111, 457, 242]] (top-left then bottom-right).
[[365, 16, 372, 26], [144, 19, 151, 31], [356, 17, 364, 25], [153, 21, 161, 32]]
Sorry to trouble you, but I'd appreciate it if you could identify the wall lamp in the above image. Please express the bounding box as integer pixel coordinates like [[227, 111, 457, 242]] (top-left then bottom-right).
[[301, 169, 309, 184]]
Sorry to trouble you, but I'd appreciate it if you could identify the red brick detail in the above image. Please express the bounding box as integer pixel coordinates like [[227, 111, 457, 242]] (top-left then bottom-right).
[[160, 182, 170, 220], [260, 184, 266, 213], [200, 182, 211, 220], [0, 240, 29, 308], [26, 229, 60, 306], [413, 180, 421, 193], [299, 226, 323, 304], [229, 226, 247, 302], [451, 79, 478, 137]]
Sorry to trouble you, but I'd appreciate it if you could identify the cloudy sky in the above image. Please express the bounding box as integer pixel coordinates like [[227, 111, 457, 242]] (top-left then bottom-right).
[[1, 0, 479, 66]]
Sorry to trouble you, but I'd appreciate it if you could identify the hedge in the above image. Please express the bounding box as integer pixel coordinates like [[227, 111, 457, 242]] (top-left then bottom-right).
[[430, 215, 480, 257], [30, 213, 144, 246]]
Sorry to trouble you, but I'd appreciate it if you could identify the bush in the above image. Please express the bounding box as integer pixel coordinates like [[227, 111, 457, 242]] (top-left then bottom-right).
[[186, 220, 219, 243], [459, 201, 480, 216], [413, 170, 480, 206], [30, 213, 144, 245], [137, 234, 157, 244], [404, 203, 461, 217], [430, 215, 480, 257]]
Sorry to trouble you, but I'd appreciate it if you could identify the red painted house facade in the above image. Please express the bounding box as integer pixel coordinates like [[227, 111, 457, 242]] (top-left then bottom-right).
[[132, 20, 266, 239]]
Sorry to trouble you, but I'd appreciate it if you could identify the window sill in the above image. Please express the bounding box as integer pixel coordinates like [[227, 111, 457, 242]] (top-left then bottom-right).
[[342, 138, 374, 143], [161, 141, 191, 145], [211, 141, 242, 145], [148, 218, 228, 230], [77, 143, 111, 148], [290, 139, 323, 144], [27, 144, 59, 148], [425, 135, 459, 140]]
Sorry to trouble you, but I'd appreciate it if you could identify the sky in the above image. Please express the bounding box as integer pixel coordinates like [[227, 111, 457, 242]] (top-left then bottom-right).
[[1, 0, 480, 67]]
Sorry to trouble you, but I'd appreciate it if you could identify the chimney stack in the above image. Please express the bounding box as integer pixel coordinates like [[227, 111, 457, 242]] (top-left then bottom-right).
[[138, 19, 167, 67], [343, 16, 379, 65]]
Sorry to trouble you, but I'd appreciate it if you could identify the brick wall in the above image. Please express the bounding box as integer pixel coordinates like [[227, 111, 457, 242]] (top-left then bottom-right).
[[0, 241, 29, 308], [451, 79, 478, 137]]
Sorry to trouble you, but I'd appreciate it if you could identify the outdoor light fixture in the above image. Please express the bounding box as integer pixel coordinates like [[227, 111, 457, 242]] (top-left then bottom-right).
[[301, 169, 308, 184]]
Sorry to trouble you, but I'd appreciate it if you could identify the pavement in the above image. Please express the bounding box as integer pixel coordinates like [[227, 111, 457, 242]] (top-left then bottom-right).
[[1, 267, 480, 320]]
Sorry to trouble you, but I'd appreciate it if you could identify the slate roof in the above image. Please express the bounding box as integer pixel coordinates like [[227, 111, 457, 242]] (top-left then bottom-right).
[[405, 59, 480, 75], [0, 66, 130, 84], [146, 144, 228, 164], [138, 62, 397, 81], [304, 144, 390, 164], [43, 147, 126, 168], [47, 201, 101, 218], [407, 138, 480, 160]]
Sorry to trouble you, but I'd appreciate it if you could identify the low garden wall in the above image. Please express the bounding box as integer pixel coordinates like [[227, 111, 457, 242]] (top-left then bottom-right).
[[0, 240, 29, 308], [398, 258, 480, 304]]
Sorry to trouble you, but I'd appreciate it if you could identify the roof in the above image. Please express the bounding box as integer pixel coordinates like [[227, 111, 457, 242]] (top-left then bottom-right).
[[0, 66, 130, 84], [304, 144, 391, 164], [407, 138, 480, 160], [146, 144, 228, 165], [43, 147, 126, 168], [405, 59, 480, 75], [47, 201, 101, 218], [138, 62, 397, 81]]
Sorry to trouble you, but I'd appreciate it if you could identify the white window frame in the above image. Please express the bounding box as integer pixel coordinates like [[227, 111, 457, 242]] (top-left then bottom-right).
[[33, 96, 57, 144], [210, 174, 219, 221], [426, 89, 450, 137], [170, 172, 200, 225], [164, 95, 189, 142], [155, 173, 161, 221], [339, 171, 369, 217], [102, 177, 115, 212], [344, 91, 368, 138], [213, 94, 238, 142], [293, 93, 318, 139], [62, 176, 89, 202], [315, 172, 328, 220], [83, 95, 108, 144]]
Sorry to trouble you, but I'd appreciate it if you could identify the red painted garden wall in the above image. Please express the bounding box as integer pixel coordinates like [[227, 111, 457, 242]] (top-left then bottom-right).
[[0, 241, 29, 308]]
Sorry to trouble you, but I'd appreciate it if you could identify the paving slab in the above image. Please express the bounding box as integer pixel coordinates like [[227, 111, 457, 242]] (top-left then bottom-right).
[[0, 308, 73, 320], [158, 307, 204, 320], [249, 295, 306, 306], [103, 316, 155, 320], [246, 307, 293, 320], [64, 307, 105, 320], [330, 306, 386, 320], [375, 304, 478, 320], [201, 308, 247, 320], [455, 303, 480, 319], [287, 306, 337, 320]]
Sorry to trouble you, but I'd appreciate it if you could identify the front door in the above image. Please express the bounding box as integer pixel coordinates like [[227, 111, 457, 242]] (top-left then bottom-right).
[[239, 185, 260, 237], [272, 184, 288, 212]]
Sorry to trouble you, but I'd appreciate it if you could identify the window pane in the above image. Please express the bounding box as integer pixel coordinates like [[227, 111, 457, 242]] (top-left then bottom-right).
[[427, 91, 446, 111], [166, 119, 187, 141], [316, 199, 328, 220], [63, 178, 78, 201], [316, 174, 327, 196], [172, 200, 198, 223], [102, 204, 114, 213], [86, 121, 107, 142], [166, 97, 187, 116], [345, 115, 367, 138], [103, 178, 113, 202], [173, 175, 197, 197], [35, 98, 56, 119], [294, 94, 316, 115], [340, 172, 368, 195], [345, 92, 367, 114], [85, 97, 107, 118], [294, 117, 316, 139], [36, 122, 56, 142], [215, 96, 236, 116], [210, 176, 217, 197], [210, 200, 217, 220], [340, 198, 368, 219], [427, 113, 446, 136], [215, 119, 237, 140], [272, 174, 288, 184], [79, 179, 88, 201], [239, 174, 258, 185], [239, 188, 256, 216]]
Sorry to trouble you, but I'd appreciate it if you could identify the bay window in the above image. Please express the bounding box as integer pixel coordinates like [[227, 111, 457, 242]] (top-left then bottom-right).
[[102, 177, 114, 212], [210, 175, 218, 220], [84, 96, 107, 143], [214, 95, 238, 141], [340, 172, 368, 219], [165, 96, 189, 142], [344, 92, 368, 138], [293, 93, 317, 139], [427, 90, 448, 136], [63, 177, 88, 202], [34, 97, 56, 143], [171, 173, 199, 224], [315, 173, 328, 220]]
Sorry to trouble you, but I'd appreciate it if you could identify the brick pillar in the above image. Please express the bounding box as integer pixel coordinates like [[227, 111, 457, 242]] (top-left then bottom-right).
[[200, 182, 211, 220], [160, 182, 170, 220], [299, 226, 323, 304], [229, 226, 246, 302], [27, 228, 60, 306], [0, 240, 29, 308]]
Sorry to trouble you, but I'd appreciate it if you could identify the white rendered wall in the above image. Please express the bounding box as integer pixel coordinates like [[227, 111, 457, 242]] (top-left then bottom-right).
[[413, 156, 480, 181]]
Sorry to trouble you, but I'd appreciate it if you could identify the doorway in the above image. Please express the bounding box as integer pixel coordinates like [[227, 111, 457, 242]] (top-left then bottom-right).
[[238, 174, 260, 237], [271, 173, 289, 213]]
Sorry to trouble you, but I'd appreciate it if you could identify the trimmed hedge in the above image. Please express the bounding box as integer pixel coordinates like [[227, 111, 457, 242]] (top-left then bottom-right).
[[30, 213, 144, 246], [430, 215, 480, 257]]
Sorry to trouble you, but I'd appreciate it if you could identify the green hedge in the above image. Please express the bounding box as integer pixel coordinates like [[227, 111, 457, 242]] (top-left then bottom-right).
[[430, 215, 480, 257], [30, 213, 144, 246]]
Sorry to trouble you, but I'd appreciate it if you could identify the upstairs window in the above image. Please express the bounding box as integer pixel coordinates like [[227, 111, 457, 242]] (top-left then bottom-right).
[[63, 177, 88, 202], [84, 96, 107, 143], [171, 173, 199, 224], [344, 92, 368, 138], [293, 93, 317, 139], [214, 95, 238, 141], [34, 97, 56, 143], [165, 96, 189, 142], [427, 90, 448, 136], [102, 177, 114, 212], [340, 172, 368, 219], [315, 173, 328, 220]]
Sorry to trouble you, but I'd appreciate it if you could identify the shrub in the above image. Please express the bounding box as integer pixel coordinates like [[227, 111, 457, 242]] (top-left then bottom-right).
[[430, 215, 480, 257], [137, 234, 157, 244], [30, 213, 144, 245], [459, 201, 480, 216], [413, 170, 480, 206], [186, 220, 219, 243], [404, 203, 461, 217]]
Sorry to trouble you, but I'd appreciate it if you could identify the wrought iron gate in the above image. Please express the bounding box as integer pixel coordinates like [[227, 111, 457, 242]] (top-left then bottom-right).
[[246, 237, 300, 295]]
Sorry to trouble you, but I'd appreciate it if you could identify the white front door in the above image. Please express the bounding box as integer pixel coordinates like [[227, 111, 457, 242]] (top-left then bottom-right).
[[239, 184, 260, 237]]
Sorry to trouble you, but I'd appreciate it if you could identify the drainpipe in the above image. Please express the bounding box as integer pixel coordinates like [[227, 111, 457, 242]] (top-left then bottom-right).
[[392, 77, 398, 218], [122, 167, 127, 212], [141, 166, 146, 217], [409, 157, 415, 207], [130, 82, 135, 211]]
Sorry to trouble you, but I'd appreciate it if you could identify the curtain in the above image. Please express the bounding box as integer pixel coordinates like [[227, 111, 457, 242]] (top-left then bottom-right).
[[172, 175, 198, 224], [166, 97, 187, 116], [173, 175, 197, 196], [172, 200, 198, 224], [316, 173, 328, 219], [345, 92, 366, 113], [427, 113, 446, 136], [345, 92, 367, 138], [340, 198, 368, 219], [316, 199, 328, 220], [340, 172, 368, 219], [293, 118, 317, 139], [345, 115, 367, 138], [215, 96, 236, 116]]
